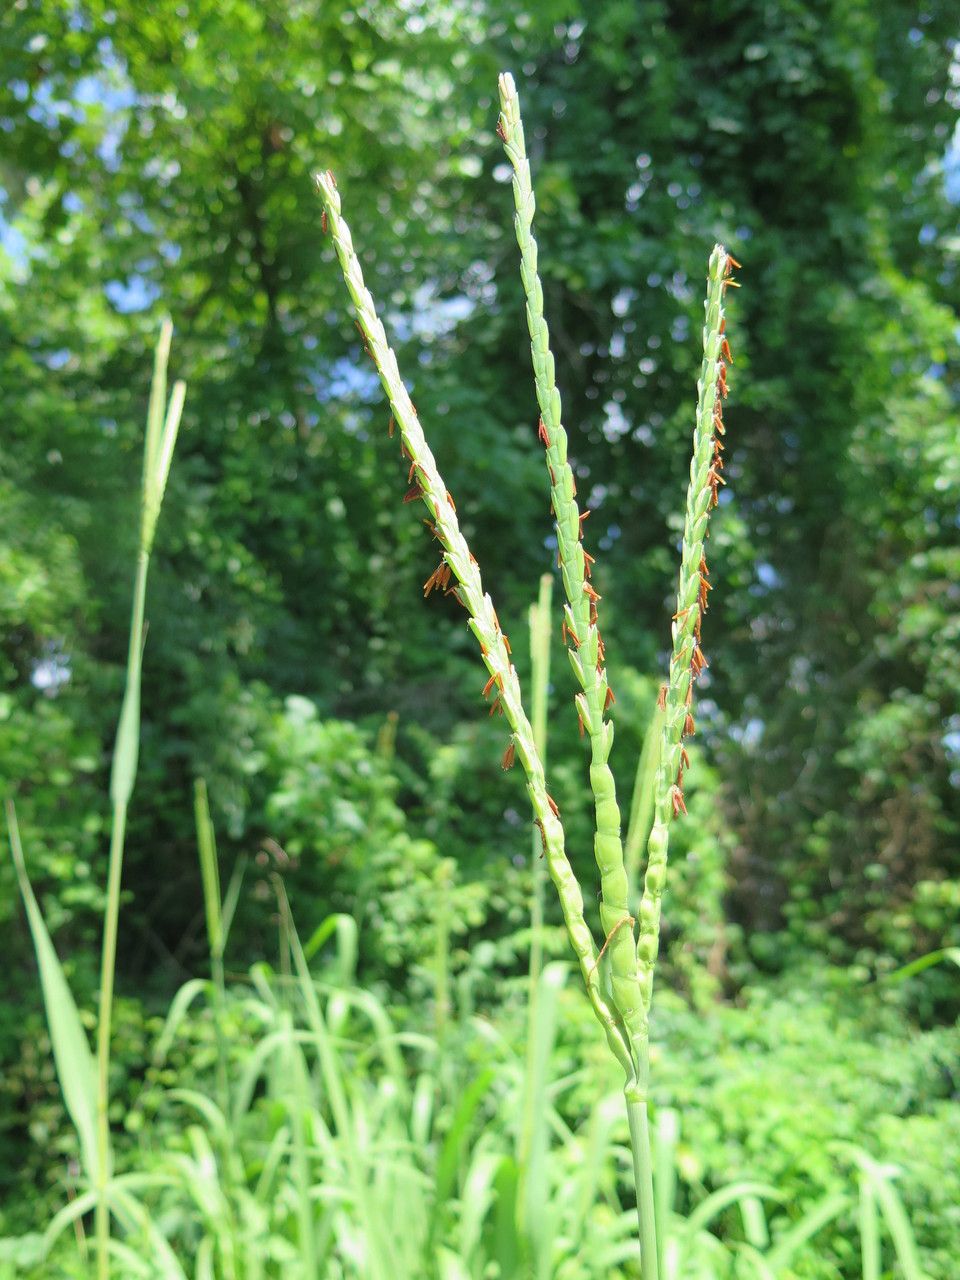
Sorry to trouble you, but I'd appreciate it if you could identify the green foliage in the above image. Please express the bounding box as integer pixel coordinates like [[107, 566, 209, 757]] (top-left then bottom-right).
[[254, 694, 486, 980], [6, 943, 954, 1278]]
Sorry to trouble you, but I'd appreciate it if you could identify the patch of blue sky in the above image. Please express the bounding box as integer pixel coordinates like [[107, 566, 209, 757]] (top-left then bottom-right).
[[104, 276, 160, 312], [388, 282, 473, 342]]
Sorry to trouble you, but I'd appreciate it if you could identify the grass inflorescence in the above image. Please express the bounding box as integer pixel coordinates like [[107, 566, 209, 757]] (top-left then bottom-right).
[[317, 72, 740, 1273]]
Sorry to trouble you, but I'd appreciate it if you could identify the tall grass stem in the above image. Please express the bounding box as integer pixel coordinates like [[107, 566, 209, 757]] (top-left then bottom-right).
[[94, 321, 184, 1280]]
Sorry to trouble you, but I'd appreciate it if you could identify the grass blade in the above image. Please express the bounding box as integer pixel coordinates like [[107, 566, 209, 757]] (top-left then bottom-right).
[[7, 800, 100, 1184]]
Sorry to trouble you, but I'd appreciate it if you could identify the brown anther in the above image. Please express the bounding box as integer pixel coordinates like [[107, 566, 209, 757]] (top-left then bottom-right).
[[501, 740, 516, 771], [583, 582, 601, 603], [482, 671, 504, 699], [657, 684, 668, 711], [403, 484, 423, 504], [502, 633, 512, 655], [538, 418, 550, 448], [698, 576, 712, 612], [549, 465, 556, 485], [388, 415, 395, 438], [596, 634, 605, 663], [534, 818, 547, 858], [408, 461, 418, 482], [684, 712, 695, 735], [726, 253, 742, 270], [489, 695, 503, 717], [583, 550, 595, 579], [326, 170, 337, 189], [562, 619, 581, 648], [680, 746, 690, 770], [321, 208, 328, 235], [589, 604, 599, 626], [496, 117, 507, 143], [708, 467, 725, 506], [578, 509, 592, 537], [723, 278, 741, 289], [671, 786, 688, 817], [721, 337, 733, 363], [604, 686, 616, 712], [546, 793, 561, 818], [400, 439, 411, 458], [446, 491, 456, 511]]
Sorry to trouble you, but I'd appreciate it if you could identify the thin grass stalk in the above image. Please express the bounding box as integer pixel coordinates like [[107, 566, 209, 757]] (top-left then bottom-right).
[[623, 696, 666, 906], [95, 322, 185, 1280], [630, 246, 737, 1278], [194, 779, 230, 1120], [274, 878, 391, 1280], [433, 858, 453, 1043], [517, 572, 552, 1242], [527, 571, 552, 997], [274, 892, 319, 1280], [497, 72, 643, 1067], [315, 169, 633, 1080]]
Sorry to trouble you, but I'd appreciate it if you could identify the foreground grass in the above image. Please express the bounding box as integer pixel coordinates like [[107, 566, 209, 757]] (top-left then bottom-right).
[[3, 917, 957, 1277]]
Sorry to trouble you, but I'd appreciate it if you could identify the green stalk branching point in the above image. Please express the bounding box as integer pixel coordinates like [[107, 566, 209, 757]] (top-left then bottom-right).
[[315, 168, 633, 1079], [636, 244, 737, 1039], [497, 71, 642, 1061]]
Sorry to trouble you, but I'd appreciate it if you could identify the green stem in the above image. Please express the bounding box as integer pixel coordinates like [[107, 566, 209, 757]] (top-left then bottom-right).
[[518, 573, 552, 1229], [527, 572, 552, 998], [95, 542, 148, 1279], [623, 696, 666, 907], [93, 326, 184, 1280], [626, 1087, 659, 1280]]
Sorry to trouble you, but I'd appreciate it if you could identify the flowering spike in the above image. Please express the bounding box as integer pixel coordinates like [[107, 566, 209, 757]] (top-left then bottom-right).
[[637, 243, 737, 1047], [317, 127, 641, 1093]]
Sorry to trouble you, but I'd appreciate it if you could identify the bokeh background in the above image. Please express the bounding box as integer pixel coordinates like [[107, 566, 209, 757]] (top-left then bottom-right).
[[1, 1, 959, 1273]]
